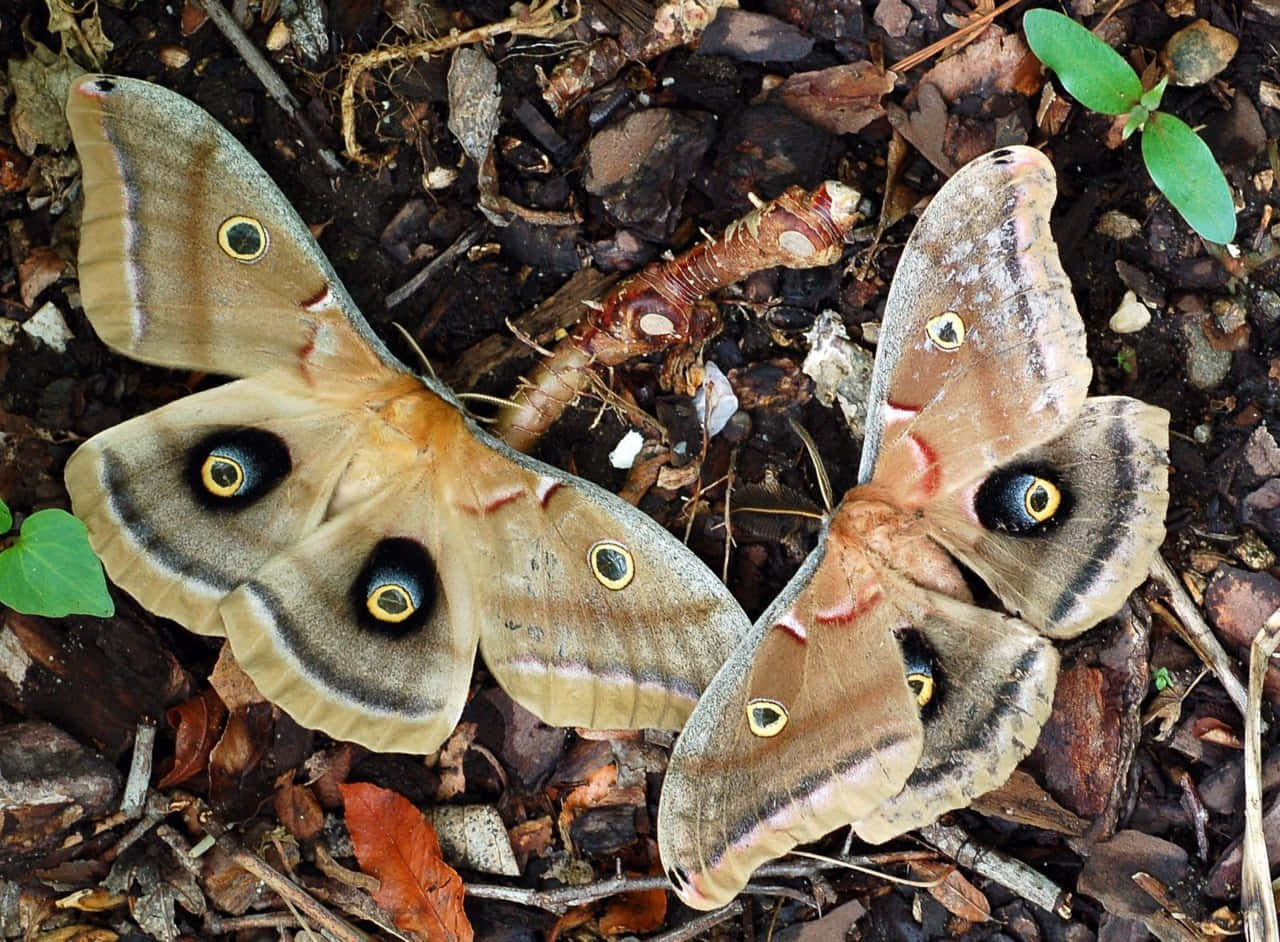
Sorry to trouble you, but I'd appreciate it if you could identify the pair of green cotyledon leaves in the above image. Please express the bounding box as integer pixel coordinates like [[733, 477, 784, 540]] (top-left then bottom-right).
[[1023, 8, 1237, 245]]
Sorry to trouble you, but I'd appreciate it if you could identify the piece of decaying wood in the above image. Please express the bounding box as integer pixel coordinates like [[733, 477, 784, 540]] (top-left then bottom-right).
[[919, 822, 1073, 919], [1149, 554, 1249, 715], [495, 180, 862, 452], [1241, 608, 1280, 942]]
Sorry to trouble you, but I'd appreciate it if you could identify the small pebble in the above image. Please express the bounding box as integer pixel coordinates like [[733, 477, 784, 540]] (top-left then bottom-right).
[[1109, 290, 1152, 333], [21, 301, 73, 353]]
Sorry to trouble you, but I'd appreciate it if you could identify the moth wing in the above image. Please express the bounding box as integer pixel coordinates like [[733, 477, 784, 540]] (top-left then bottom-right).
[[861, 146, 1091, 505], [657, 531, 927, 910], [452, 439, 749, 733], [68, 74, 399, 384], [64, 373, 383, 637], [924, 396, 1170, 638]]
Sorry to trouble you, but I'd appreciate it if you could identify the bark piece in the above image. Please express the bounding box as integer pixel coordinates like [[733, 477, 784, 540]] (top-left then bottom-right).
[[584, 108, 715, 241], [0, 721, 121, 875], [1203, 566, 1280, 703]]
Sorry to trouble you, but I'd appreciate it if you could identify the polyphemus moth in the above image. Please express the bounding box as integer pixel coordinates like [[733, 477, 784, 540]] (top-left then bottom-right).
[[62, 74, 750, 755], [657, 146, 1171, 909]]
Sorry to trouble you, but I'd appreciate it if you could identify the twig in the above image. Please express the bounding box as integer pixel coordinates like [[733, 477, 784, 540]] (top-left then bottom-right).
[[1241, 608, 1280, 942], [721, 447, 737, 584], [386, 221, 488, 309], [120, 721, 155, 819], [919, 822, 1073, 919], [104, 792, 169, 863], [648, 901, 744, 942], [197, 0, 344, 175], [888, 0, 1028, 74], [192, 800, 367, 942], [466, 873, 670, 910], [1148, 554, 1249, 715]]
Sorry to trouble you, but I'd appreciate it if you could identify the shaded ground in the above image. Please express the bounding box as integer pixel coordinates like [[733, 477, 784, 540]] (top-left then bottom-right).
[[1, 0, 1279, 937]]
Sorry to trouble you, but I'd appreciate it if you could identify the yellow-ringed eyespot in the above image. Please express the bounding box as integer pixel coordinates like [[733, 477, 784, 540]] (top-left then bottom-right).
[[1023, 477, 1061, 522], [746, 698, 789, 737], [974, 467, 1070, 535], [589, 540, 634, 590], [218, 215, 268, 262], [925, 311, 965, 350], [201, 452, 246, 498], [906, 671, 935, 708], [367, 583, 417, 623]]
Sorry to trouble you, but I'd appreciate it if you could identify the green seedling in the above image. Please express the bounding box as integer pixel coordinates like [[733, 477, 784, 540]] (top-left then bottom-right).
[[0, 498, 114, 617], [1153, 665, 1172, 691], [1023, 8, 1237, 244]]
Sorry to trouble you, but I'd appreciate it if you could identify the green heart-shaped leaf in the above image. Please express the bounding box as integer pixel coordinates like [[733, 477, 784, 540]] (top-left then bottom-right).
[[0, 508, 114, 617]]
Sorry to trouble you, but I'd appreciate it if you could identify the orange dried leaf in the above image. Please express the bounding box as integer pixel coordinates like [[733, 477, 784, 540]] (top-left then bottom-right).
[[157, 687, 227, 788], [340, 782, 473, 942], [597, 888, 668, 935]]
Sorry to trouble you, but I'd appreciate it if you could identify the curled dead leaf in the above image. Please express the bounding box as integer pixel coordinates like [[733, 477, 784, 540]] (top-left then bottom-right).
[[341, 782, 474, 942]]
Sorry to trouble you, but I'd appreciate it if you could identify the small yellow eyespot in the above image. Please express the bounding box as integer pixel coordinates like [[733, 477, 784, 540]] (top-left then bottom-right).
[[589, 540, 634, 590], [367, 583, 416, 623], [925, 311, 966, 350], [218, 215, 268, 262], [746, 698, 789, 737], [201, 453, 245, 497], [1023, 478, 1061, 522], [906, 671, 935, 708]]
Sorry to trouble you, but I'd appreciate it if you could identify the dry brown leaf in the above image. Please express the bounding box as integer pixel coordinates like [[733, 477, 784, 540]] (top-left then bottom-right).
[[437, 722, 477, 801], [274, 779, 325, 842], [597, 887, 668, 935], [157, 687, 227, 788], [770, 61, 896, 135], [341, 782, 474, 942], [913, 860, 991, 923], [209, 643, 266, 710], [18, 247, 68, 308]]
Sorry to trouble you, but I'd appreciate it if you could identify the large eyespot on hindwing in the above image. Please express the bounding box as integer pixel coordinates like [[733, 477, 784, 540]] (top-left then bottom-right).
[[588, 540, 635, 590], [745, 697, 789, 737], [217, 215, 269, 263], [974, 465, 1071, 535], [352, 538, 437, 637], [896, 628, 943, 720], [186, 428, 291, 508]]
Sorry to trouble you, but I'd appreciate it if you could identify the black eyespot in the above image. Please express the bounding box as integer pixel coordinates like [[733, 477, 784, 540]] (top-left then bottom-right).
[[187, 428, 290, 507], [352, 538, 436, 637], [588, 540, 634, 590], [925, 311, 966, 350], [218, 215, 268, 262], [746, 697, 788, 737], [667, 867, 690, 891], [897, 629, 943, 720], [991, 148, 1015, 163], [93, 77, 116, 92], [975, 465, 1072, 535]]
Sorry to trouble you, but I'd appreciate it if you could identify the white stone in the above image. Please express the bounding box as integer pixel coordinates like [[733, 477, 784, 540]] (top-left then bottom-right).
[[1109, 290, 1152, 333], [609, 429, 644, 469], [21, 302, 73, 353]]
